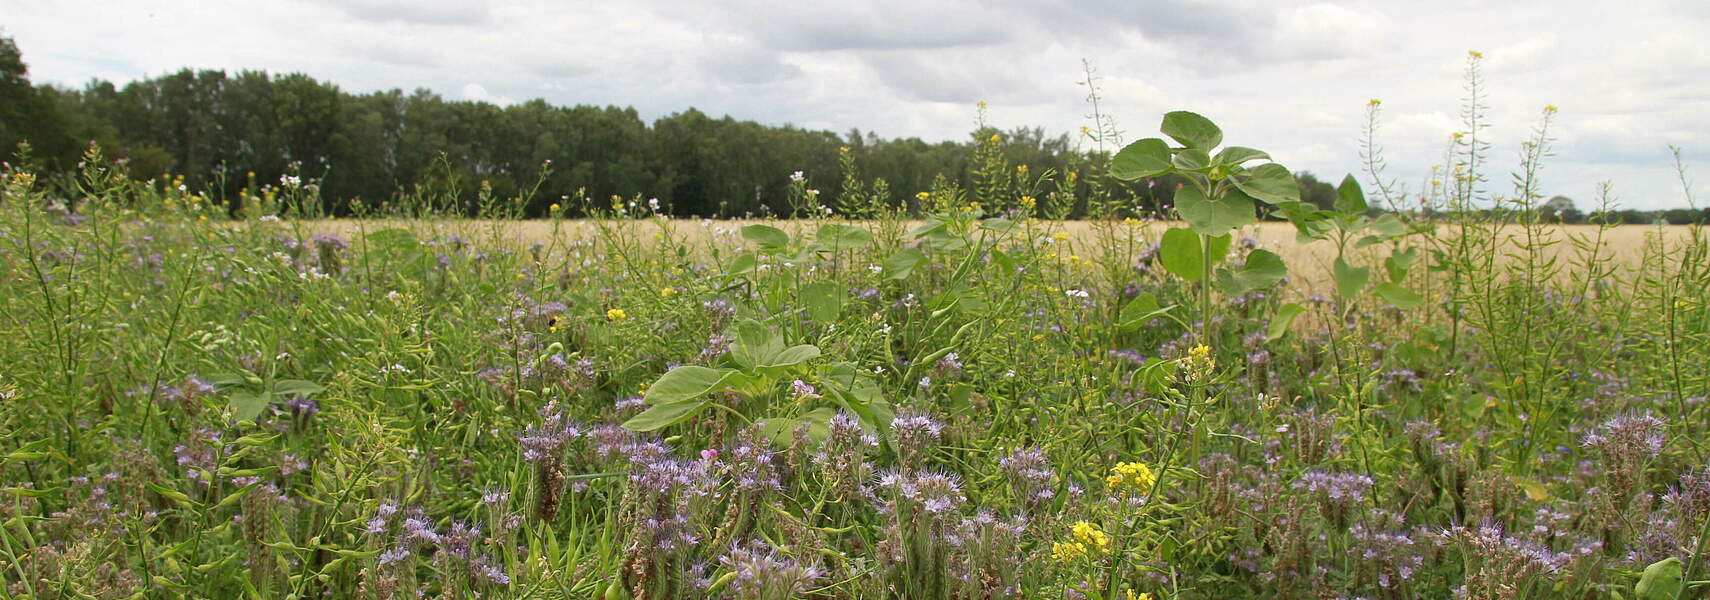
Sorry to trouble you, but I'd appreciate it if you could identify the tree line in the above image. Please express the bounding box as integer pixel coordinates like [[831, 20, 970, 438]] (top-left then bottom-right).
[[4, 36, 1703, 223]]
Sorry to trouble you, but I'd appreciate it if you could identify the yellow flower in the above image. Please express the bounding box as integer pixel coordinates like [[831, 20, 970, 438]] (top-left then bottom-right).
[[989, 133, 1002, 144], [1468, 49, 1483, 59], [1050, 541, 1087, 560], [1368, 98, 1381, 107], [1107, 462, 1158, 495], [550, 203, 561, 212], [1544, 104, 1558, 114], [1070, 521, 1110, 552], [659, 287, 677, 298], [916, 192, 931, 201], [606, 308, 628, 321], [1125, 592, 1155, 600], [1052, 232, 1070, 242]]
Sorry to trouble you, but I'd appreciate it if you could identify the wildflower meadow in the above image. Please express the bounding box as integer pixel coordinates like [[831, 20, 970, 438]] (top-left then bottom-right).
[[2, 56, 1709, 600]]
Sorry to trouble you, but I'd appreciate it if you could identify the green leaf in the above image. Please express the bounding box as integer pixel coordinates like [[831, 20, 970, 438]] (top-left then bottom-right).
[[762, 345, 822, 369], [271, 379, 324, 397], [1333, 257, 1370, 298], [1206, 233, 1233, 264], [1232, 249, 1288, 291], [802, 282, 844, 323], [815, 224, 873, 251], [1161, 111, 1223, 149], [730, 320, 783, 370], [1385, 248, 1417, 282], [741, 224, 790, 250], [230, 390, 271, 423], [1175, 185, 1255, 236], [1171, 148, 1211, 171], [623, 398, 712, 432], [821, 363, 892, 432], [908, 216, 946, 239], [1212, 146, 1271, 165], [883, 248, 925, 280], [1233, 163, 1300, 205], [1118, 293, 1168, 331], [1159, 227, 1205, 281], [979, 218, 1021, 234], [1109, 138, 1173, 180], [1634, 557, 1682, 600], [644, 366, 740, 406], [726, 253, 758, 277], [1374, 282, 1424, 309], [1267, 303, 1307, 341], [1335, 174, 1368, 215]]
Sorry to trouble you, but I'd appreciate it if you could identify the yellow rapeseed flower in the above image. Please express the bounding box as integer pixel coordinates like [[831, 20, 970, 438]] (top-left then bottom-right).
[[1107, 462, 1158, 495], [1050, 541, 1088, 561], [1070, 521, 1109, 552], [1125, 592, 1155, 600], [606, 308, 628, 321]]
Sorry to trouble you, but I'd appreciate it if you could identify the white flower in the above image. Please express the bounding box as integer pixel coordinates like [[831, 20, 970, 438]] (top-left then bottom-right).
[[1065, 289, 1089, 298]]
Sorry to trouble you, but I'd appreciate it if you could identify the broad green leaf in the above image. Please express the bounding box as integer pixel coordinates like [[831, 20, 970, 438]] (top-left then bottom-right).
[[230, 390, 271, 423], [1161, 111, 1223, 149], [1267, 303, 1307, 341], [726, 253, 758, 277], [1118, 293, 1167, 331], [1232, 249, 1288, 290], [1385, 247, 1417, 282], [758, 407, 836, 445], [622, 398, 712, 432], [821, 362, 892, 431], [1374, 282, 1424, 309], [815, 224, 873, 251], [271, 379, 324, 397], [883, 248, 926, 280], [1335, 174, 1368, 215], [1334, 257, 1370, 298], [1206, 232, 1234, 264], [730, 320, 783, 370], [1159, 227, 1205, 281], [1109, 138, 1173, 180], [643, 366, 739, 406], [741, 224, 790, 250], [802, 282, 844, 323], [762, 345, 822, 369], [908, 216, 947, 239], [979, 218, 1020, 234], [1233, 163, 1300, 205], [1633, 557, 1681, 600], [1175, 185, 1255, 236], [1172, 148, 1211, 171], [1212, 146, 1271, 165]]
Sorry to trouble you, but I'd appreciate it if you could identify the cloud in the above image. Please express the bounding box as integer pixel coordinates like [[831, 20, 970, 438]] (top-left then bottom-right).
[[3, 0, 1705, 208]]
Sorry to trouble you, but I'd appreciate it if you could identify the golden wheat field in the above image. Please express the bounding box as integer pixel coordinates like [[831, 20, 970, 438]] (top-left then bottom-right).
[[302, 219, 1697, 293]]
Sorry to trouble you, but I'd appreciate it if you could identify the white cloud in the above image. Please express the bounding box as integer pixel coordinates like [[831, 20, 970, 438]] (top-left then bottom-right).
[[3, 0, 1706, 208]]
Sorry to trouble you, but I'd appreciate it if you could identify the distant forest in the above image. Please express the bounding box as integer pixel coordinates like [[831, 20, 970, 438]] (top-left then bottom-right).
[[3, 36, 1704, 223]]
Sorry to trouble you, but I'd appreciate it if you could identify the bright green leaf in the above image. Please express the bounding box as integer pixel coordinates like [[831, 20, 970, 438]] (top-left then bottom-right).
[[1334, 257, 1370, 298], [1233, 249, 1288, 290], [815, 224, 873, 251], [1233, 163, 1301, 205], [1110, 138, 1173, 180], [741, 224, 790, 249], [1374, 282, 1424, 309], [1634, 557, 1682, 600], [1172, 148, 1211, 171], [802, 282, 843, 323], [643, 366, 739, 406], [622, 398, 712, 432], [883, 248, 926, 280], [1161, 111, 1223, 149], [1267, 303, 1307, 341], [730, 320, 783, 370], [1212, 146, 1271, 165], [1159, 228, 1205, 281], [1335, 174, 1368, 215], [1176, 185, 1255, 237]]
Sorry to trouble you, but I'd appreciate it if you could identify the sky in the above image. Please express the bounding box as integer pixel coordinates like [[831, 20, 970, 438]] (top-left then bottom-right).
[[4, 0, 1708, 210]]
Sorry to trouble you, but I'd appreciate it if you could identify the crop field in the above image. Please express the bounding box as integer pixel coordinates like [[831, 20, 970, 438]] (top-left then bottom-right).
[[3, 122, 1709, 600]]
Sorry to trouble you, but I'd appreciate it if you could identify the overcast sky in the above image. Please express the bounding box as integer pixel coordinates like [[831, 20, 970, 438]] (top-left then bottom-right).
[[5, 0, 1707, 209]]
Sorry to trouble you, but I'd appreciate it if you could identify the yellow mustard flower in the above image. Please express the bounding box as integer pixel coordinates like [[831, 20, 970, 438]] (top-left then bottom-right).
[[1125, 592, 1155, 600], [1051, 541, 1087, 561], [659, 287, 677, 298], [1107, 462, 1157, 495], [1070, 521, 1110, 552], [606, 308, 628, 321]]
